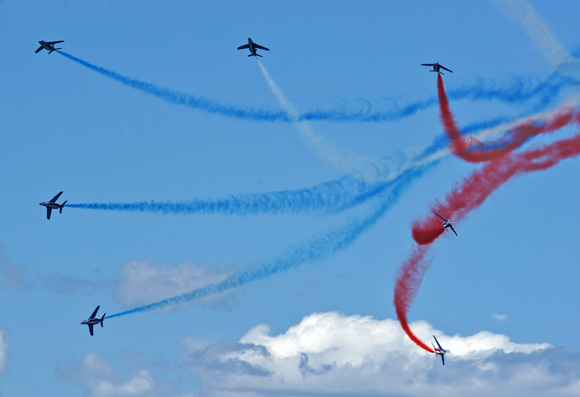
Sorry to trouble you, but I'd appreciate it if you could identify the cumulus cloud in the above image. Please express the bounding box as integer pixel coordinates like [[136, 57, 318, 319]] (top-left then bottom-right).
[[182, 311, 580, 397], [56, 351, 174, 397], [114, 260, 236, 309]]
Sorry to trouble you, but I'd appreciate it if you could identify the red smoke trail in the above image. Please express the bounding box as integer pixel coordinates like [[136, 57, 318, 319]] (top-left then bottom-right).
[[394, 245, 434, 352], [437, 74, 579, 162], [395, 130, 580, 351]]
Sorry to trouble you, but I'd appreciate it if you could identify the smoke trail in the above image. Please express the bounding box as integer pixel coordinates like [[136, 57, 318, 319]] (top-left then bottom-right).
[[414, 132, 580, 244], [107, 163, 434, 319], [396, 130, 580, 350], [437, 74, 579, 162], [256, 59, 388, 179], [65, 97, 580, 219], [57, 51, 579, 124], [57, 51, 286, 121], [66, 177, 374, 215], [393, 246, 434, 353], [491, 0, 580, 79]]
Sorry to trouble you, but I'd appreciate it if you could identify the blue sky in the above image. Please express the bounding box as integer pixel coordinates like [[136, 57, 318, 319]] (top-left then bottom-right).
[[1, 1, 580, 395]]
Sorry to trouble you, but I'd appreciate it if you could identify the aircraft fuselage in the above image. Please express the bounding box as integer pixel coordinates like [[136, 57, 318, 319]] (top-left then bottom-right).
[[39, 41, 57, 53], [39, 202, 60, 209], [247, 39, 257, 56], [81, 318, 100, 326]]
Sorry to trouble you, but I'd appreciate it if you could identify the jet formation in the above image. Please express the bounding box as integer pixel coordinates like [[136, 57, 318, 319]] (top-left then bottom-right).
[[80, 306, 106, 336], [35, 40, 64, 54], [421, 62, 453, 75], [38, 39, 457, 363], [39, 191, 67, 220], [237, 37, 269, 57]]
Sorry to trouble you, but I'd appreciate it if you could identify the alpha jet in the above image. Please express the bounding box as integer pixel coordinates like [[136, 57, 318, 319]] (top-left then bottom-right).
[[237, 37, 269, 57], [81, 305, 106, 336], [421, 62, 453, 75], [39, 191, 67, 220], [35, 40, 64, 54], [432, 335, 448, 365], [434, 212, 457, 236]]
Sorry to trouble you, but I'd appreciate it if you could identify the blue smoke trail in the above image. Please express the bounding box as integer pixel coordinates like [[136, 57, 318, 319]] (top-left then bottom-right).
[[66, 177, 373, 215], [57, 51, 286, 121], [107, 163, 433, 319], [57, 51, 579, 123], [65, 110, 567, 218]]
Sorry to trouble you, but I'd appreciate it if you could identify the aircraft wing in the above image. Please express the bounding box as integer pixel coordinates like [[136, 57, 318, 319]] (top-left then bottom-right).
[[421, 63, 435, 66], [440, 65, 453, 73], [449, 224, 458, 236], [48, 41, 64, 44], [46, 208, 52, 220], [433, 335, 444, 351], [433, 212, 448, 222], [441, 354, 445, 365], [89, 305, 100, 319], [237, 44, 250, 50], [49, 191, 63, 202], [35, 46, 44, 53], [254, 43, 269, 51], [88, 324, 94, 336]]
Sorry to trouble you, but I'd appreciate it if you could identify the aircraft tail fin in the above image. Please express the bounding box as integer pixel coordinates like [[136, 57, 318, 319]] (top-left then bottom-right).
[[101, 314, 106, 327], [60, 201, 67, 214]]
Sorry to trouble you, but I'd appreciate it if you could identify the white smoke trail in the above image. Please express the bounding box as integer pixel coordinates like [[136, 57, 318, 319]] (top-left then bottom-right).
[[256, 59, 393, 181], [490, 0, 580, 79]]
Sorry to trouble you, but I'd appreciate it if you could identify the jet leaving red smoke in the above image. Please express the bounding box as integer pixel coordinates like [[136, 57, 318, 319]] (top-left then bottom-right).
[[395, 76, 580, 352], [437, 73, 579, 163]]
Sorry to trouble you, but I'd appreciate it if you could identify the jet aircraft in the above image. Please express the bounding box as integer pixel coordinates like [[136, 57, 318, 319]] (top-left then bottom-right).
[[39, 191, 67, 220], [434, 212, 458, 236], [421, 62, 453, 75], [35, 40, 64, 54], [432, 335, 447, 365], [237, 37, 269, 57], [81, 305, 106, 336]]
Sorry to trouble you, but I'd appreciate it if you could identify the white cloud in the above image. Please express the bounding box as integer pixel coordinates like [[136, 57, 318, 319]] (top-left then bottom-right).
[[56, 351, 174, 397], [0, 247, 30, 290], [492, 313, 508, 322], [182, 312, 580, 397], [42, 272, 111, 295], [0, 330, 8, 373], [114, 260, 236, 309]]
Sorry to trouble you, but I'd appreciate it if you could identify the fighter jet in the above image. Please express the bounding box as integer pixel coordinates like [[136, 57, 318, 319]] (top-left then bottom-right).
[[35, 40, 64, 54], [81, 305, 106, 336], [432, 335, 448, 365], [434, 212, 457, 236], [421, 62, 453, 75], [237, 37, 269, 57], [39, 191, 67, 220]]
